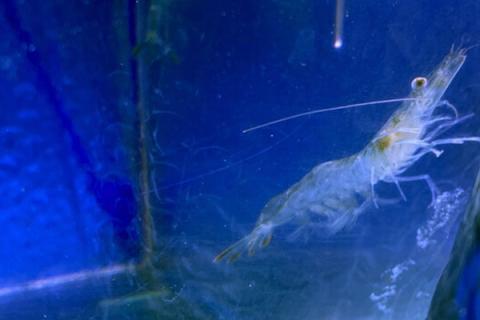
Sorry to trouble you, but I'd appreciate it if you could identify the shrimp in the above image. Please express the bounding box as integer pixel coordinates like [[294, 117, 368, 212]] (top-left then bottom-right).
[[214, 46, 480, 263]]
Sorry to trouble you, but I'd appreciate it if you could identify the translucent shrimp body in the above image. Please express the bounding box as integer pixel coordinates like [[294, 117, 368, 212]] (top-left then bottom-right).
[[214, 47, 479, 263]]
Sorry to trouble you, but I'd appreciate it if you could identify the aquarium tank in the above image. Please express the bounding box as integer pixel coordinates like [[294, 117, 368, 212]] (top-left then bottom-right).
[[1, 0, 480, 319]]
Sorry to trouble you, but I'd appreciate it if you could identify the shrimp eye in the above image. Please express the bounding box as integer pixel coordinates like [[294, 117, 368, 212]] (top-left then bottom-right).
[[411, 77, 428, 90]]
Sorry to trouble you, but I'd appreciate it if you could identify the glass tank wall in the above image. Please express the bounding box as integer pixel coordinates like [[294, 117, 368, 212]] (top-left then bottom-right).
[[0, 0, 479, 319]]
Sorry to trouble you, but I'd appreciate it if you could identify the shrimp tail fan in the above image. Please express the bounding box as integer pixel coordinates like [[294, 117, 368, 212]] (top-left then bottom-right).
[[214, 224, 273, 263]]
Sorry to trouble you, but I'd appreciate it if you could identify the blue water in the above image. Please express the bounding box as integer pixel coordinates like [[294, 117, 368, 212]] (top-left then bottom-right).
[[0, 0, 480, 319], [0, 0, 140, 283]]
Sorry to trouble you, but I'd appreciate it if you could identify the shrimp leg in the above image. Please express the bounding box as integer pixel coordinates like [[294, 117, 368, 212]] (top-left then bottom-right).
[[425, 113, 475, 141], [436, 100, 459, 118], [395, 136, 480, 171], [394, 174, 439, 206], [431, 137, 480, 146], [385, 174, 408, 201], [396, 139, 444, 157], [371, 168, 379, 208]]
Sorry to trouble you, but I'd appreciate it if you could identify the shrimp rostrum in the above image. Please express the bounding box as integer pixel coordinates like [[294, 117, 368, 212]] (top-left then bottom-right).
[[214, 46, 480, 263]]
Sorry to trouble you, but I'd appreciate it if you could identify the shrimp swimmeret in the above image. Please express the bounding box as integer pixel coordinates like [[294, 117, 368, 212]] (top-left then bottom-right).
[[214, 46, 480, 263]]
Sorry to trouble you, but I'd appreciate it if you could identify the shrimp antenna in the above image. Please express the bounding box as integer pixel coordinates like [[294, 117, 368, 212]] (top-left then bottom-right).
[[242, 97, 419, 133], [465, 43, 480, 53]]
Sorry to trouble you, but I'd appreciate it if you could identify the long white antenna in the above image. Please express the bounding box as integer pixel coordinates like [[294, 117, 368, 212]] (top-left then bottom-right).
[[242, 97, 417, 133]]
